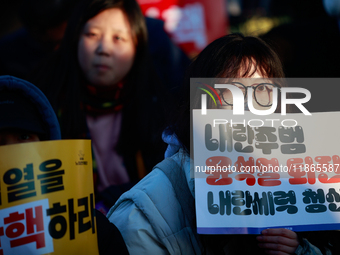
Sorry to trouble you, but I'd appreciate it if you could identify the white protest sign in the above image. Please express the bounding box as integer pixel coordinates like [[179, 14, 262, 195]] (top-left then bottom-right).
[[193, 110, 340, 234]]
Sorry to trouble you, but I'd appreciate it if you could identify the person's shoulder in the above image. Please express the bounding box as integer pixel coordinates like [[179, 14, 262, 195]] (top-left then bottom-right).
[[111, 166, 174, 206], [107, 152, 187, 218], [107, 155, 185, 219]]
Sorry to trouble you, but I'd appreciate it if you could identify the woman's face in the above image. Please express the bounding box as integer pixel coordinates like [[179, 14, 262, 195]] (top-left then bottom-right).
[[78, 8, 136, 87], [218, 67, 274, 111]]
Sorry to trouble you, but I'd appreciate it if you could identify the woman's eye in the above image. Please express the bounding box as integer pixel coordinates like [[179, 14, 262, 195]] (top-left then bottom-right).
[[257, 85, 266, 91], [85, 32, 97, 37], [114, 35, 124, 41]]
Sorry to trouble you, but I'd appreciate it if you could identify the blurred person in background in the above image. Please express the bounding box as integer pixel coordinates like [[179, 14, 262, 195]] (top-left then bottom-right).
[[31, 0, 183, 214]]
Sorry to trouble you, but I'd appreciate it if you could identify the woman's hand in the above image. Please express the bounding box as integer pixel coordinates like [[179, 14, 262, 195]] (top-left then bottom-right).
[[256, 228, 299, 255]]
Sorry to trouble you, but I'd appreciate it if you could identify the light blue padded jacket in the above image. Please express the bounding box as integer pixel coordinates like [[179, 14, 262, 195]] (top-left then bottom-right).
[[107, 134, 329, 255]]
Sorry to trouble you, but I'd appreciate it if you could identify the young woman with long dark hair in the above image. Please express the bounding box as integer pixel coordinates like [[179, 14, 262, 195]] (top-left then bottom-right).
[[32, 0, 171, 210]]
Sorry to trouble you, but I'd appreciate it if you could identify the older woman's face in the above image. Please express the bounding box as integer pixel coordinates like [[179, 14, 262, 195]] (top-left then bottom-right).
[[78, 8, 135, 87]]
